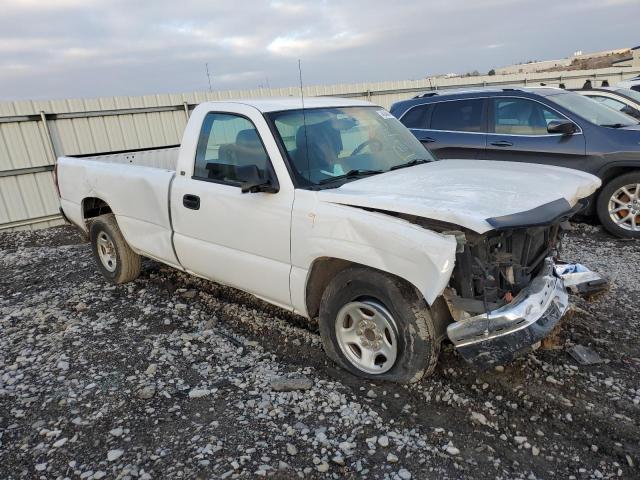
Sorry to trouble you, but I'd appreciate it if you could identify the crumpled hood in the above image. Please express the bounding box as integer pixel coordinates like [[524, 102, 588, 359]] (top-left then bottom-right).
[[317, 160, 601, 233]]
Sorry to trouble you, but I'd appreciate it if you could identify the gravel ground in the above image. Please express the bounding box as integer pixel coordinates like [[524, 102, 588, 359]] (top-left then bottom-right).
[[1, 224, 638, 480]]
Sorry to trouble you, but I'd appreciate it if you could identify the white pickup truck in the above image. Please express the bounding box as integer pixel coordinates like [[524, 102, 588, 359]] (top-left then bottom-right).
[[56, 97, 604, 383]]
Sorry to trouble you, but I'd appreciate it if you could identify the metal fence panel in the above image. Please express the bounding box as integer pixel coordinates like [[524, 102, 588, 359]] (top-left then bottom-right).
[[1, 66, 639, 231], [0, 171, 62, 229]]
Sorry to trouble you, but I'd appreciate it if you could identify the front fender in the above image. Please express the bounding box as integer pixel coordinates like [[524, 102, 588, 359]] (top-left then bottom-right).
[[291, 198, 457, 310]]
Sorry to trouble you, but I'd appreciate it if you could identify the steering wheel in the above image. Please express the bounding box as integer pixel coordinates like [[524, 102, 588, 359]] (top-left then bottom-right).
[[350, 138, 383, 157]]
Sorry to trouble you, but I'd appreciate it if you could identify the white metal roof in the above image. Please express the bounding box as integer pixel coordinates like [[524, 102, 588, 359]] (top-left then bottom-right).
[[198, 97, 378, 113]]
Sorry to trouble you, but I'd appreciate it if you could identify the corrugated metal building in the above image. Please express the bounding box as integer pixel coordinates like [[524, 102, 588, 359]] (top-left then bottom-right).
[[1, 66, 639, 231]]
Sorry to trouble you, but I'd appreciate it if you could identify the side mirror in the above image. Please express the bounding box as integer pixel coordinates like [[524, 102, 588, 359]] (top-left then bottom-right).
[[547, 120, 577, 135], [236, 164, 278, 194]]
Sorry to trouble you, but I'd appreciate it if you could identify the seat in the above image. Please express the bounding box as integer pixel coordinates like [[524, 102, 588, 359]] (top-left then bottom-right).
[[218, 143, 237, 164], [515, 103, 545, 135], [235, 129, 267, 169], [205, 143, 236, 179], [498, 102, 545, 135], [293, 121, 342, 175], [527, 107, 548, 134]]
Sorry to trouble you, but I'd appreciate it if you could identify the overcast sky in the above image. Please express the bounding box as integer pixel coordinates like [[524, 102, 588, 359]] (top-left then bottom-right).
[[1, 0, 639, 101]]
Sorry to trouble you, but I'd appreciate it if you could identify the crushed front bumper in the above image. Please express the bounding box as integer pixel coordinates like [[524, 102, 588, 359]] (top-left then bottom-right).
[[447, 258, 568, 368]]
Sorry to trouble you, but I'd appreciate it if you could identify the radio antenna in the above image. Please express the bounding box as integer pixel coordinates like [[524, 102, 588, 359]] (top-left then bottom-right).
[[205, 63, 213, 92], [298, 59, 311, 181]]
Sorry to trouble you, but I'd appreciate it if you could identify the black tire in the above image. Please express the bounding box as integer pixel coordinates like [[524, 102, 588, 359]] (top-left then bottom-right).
[[89, 214, 141, 284], [596, 172, 640, 239], [318, 266, 440, 384]]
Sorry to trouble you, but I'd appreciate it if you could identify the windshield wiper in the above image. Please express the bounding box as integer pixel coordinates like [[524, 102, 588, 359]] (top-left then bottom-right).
[[389, 158, 431, 171], [600, 123, 628, 128], [318, 169, 383, 185]]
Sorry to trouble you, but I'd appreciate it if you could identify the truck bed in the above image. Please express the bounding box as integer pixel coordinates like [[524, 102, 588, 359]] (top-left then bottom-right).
[[57, 146, 181, 267], [69, 145, 180, 171]]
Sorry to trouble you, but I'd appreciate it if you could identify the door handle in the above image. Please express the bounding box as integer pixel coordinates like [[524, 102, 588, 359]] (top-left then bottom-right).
[[421, 137, 436, 143], [183, 194, 200, 210], [490, 140, 514, 147]]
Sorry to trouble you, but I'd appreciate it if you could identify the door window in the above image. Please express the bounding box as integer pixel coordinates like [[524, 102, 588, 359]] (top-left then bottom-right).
[[494, 98, 566, 135], [400, 104, 430, 129], [430, 99, 484, 132], [194, 113, 270, 184]]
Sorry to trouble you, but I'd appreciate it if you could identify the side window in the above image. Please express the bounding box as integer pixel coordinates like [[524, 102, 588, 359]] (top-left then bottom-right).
[[194, 113, 270, 184], [589, 96, 628, 113], [494, 98, 565, 135], [400, 104, 430, 129], [430, 99, 484, 132]]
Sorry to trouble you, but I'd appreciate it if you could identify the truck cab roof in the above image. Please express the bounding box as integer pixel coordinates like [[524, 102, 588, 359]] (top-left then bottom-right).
[[197, 97, 376, 113]]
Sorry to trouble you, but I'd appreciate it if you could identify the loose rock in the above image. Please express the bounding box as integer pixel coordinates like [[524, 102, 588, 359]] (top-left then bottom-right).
[[269, 376, 313, 392], [137, 385, 155, 399], [107, 449, 124, 462]]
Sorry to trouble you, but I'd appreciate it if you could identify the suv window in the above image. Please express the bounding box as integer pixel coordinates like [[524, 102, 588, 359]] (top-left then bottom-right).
[[400, 104, 430, 129], [494, 98, 565, 135], [588, 95, 629, 112], [430, 99, 484, 132], [194, 113, 270, 184]]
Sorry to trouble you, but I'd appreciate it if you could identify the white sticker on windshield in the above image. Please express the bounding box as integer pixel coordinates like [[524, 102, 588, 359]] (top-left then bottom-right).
[[376, 109, 395, 119]]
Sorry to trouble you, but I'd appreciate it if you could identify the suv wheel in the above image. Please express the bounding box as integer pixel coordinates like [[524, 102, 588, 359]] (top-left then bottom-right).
[[318, 266, 440, 383], [597, 172, 640, 239]]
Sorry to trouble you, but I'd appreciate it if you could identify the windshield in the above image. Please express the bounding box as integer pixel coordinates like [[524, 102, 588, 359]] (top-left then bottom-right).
[[615, 88, 640, 103], [550, 92, 638, 127], [267, 106, 434, 187]]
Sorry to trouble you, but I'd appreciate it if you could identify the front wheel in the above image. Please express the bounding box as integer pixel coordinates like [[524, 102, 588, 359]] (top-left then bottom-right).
[[319, 266, 440, 383], [597, 172, 640, 239]]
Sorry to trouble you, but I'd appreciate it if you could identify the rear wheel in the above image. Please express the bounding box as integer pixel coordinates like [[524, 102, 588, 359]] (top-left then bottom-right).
[[597, 172, 640, 239], [319, 266, 439, 383], [89, 214, 141, 284]]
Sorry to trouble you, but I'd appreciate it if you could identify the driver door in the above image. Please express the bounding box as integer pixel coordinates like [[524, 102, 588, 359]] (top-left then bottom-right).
[[171, 110, 294, 309], [482, 97, 586, 168]]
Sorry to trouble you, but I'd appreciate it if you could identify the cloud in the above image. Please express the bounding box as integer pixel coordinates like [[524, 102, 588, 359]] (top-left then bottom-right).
[[3, 0, 97, 9], [269, 1, 309, 14], [267, 31, 370, 57], [0, 0, 638, 100]]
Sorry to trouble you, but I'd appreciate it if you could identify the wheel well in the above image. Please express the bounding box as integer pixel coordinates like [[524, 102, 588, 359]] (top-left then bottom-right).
[[305, 257, 452, 341], [82, 197, 112, 222], [305, 258, 354, 319], [600, 167, 640, 188]]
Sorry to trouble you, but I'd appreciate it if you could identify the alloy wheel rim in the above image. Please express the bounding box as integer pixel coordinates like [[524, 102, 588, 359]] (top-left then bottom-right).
[[335, 300, 398, 374], [608, 183, 640, 232], [96, 231, 117, 272]]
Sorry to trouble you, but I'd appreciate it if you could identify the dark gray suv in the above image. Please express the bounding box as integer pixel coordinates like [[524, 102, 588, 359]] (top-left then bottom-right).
[[390, 87, 640, 238]]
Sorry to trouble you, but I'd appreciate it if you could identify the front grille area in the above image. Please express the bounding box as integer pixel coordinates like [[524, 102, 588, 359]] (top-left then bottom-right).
[[451, 225, 561, 308]]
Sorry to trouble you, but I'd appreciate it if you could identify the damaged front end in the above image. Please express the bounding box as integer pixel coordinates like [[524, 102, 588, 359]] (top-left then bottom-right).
[[356, 196, 606, 368], [447, 257, 568, 367], [440, 201, 606, 368]]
